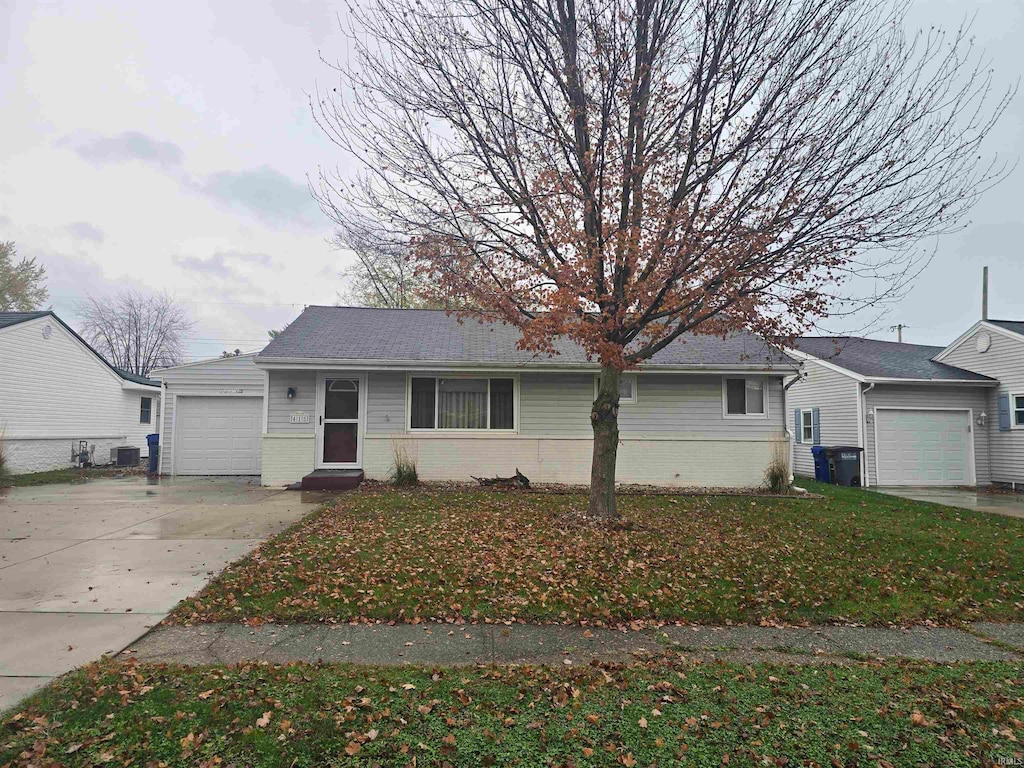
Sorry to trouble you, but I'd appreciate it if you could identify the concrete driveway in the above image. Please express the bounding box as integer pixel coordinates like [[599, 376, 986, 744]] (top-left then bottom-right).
[[0, 477, 322, 710], [874, 486, 1024, 519]]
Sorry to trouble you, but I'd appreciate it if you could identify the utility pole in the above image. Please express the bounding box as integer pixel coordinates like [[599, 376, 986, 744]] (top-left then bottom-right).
[[889, 324, 908, 343], [982, 266, 989, 320]]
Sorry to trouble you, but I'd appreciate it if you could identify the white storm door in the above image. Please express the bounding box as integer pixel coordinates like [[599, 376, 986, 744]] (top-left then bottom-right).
[[315, 374, 364, 468]]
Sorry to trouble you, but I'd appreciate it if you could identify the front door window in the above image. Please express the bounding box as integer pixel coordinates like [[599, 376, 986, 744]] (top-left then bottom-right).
[[322, 378, 359, 464]]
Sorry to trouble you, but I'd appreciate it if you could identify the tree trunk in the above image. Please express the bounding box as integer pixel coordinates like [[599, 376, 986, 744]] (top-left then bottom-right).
[[588, 365, 621, 519]]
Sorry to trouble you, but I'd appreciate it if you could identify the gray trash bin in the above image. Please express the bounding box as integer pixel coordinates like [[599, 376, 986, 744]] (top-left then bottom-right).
[[825, 446, 863, 487]]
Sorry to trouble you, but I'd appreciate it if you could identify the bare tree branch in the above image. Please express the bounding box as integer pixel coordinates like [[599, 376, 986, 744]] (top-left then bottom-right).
[[75, 290, 195, 376]]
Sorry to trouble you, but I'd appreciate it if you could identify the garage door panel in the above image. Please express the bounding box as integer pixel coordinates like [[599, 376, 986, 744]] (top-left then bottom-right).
[[876, 409, 972, 487], [174, 397, 262, 475]]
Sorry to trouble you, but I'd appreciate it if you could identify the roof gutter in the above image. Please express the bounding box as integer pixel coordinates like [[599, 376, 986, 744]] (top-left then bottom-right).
[[253, 357, 799, 375]]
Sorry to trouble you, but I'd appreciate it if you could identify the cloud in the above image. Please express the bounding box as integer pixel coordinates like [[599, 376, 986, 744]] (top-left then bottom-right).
[[171, 250, 277, 286], [197, 165, 323, 230], [66, 221, 105, 243], [71, 131, 184, 168], [0, 215, 10, 228]]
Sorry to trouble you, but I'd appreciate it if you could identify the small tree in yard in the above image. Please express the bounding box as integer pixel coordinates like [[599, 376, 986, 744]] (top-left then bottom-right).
[[314, 0, 1011, 518]]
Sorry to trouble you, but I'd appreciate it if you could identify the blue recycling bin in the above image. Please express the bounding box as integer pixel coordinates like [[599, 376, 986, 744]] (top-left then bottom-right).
[[146, 434, 160, 473], [811, 445, 830, 482]]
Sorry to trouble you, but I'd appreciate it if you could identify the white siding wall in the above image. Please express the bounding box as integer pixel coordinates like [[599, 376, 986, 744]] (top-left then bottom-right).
[[864, 384, 992, 486], [0, 316, 159, 473], [154, 354, 266, 475], [785, 360, 860, 478], [262, 369, 787, 487], [941, 326, 1024, 485]]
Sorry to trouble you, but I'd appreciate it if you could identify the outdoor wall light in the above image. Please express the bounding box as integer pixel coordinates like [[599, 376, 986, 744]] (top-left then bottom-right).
[[866, 410, 874, 424], [977, 412, 987, 427], [287, 387, 296, 399]]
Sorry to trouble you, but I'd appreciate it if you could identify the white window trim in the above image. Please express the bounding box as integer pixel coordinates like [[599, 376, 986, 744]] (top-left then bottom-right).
[[593, 373, 638, 404], [721, 376, 769, 419], [140, 396, 153, 425], [406, 373, 519, 433], [800, 409, 814, 442], [1011, 392, 1024, 429]]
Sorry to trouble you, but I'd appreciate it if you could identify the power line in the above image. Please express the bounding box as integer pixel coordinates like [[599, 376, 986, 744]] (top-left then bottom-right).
[[49, 296, 313, 308]]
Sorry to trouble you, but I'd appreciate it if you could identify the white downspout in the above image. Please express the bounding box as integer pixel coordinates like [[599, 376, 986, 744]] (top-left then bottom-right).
[[783, 368, 806, 483], [859, 382, 875, 487]]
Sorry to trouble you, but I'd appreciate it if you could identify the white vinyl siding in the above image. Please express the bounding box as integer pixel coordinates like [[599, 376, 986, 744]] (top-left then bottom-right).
[[933, 325, 1024, 484], [0, 316, 160, 472], [786, 359, 860, 478]]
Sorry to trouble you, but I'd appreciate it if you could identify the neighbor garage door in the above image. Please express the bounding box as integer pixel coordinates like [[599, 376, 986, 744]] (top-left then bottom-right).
[[875, 409, 972, 486], [174, 396, 262, 475]]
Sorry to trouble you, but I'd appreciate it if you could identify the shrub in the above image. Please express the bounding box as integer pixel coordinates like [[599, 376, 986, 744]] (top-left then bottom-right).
[[389, 441, 419, 487], [763, 438, 790, 495]]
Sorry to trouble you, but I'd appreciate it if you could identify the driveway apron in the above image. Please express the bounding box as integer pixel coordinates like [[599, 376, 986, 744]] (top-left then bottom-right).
[[0, 477, 318, 710]]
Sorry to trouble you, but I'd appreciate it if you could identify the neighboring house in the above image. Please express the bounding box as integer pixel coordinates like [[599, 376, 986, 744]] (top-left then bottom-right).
[[0, 311, 160, 474], [786, 335, 1004, 488], [150, 353, 264, 476], [934, 320, 1024, 488], [153, 306, 799, 489]]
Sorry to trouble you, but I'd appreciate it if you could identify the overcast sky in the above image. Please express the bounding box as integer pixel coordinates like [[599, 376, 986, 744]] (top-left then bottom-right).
[[0, 0, 1020, 360]]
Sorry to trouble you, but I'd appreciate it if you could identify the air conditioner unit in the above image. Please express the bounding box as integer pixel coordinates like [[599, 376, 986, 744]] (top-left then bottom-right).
[[110, 446, 141, 467]]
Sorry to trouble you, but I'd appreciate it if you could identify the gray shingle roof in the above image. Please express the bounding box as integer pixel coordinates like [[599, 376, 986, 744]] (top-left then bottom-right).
[[794, 336, 995, 382], [259, 306, 796, 370], [988, 320, 1024, 338], [0, 311, 50, 330], [0, 310, 159, 387]]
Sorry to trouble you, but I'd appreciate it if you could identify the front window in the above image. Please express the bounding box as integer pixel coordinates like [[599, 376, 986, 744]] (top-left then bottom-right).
[[594, 374, 637, 404], [140, 397, 152, 424], [801, 409, 813, 442], [409, 377, 515, 430], [1015, 395, 1024, 427], [724, 377, 766, 417]]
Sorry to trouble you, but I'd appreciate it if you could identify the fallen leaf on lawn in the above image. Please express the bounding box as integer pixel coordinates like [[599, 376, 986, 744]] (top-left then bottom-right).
[[344, 741, 361, 756], [256, 711, 272, 728]]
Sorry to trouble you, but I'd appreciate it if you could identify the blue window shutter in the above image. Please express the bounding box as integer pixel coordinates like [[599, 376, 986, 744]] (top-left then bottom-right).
[[811, 407, 821, 445], [794, 409, 802, 443], [998, 393, 1011, 431]]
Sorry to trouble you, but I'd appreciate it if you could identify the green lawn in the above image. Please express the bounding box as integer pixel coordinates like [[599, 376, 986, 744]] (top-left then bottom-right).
[[2, 656, 1020, 766], [171, 481, 1024, 627], [0, 466, 142, 488]]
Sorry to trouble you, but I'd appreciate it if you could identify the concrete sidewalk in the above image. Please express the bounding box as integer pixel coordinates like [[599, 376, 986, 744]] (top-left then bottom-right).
[[123, 621, 1024, 667]]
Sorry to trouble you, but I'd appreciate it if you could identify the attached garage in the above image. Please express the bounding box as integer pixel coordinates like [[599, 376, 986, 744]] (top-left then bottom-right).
[[150, 354, 266, 477], [174, 396, 262, 475], [874, 408, 975, 486]]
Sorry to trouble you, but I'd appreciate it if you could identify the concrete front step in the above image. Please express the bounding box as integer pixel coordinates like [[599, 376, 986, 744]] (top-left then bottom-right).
[[292, 469, 364, 491]]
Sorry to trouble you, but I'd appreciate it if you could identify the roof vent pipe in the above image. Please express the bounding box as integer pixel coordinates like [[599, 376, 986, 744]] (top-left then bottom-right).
[[982, 266, 989, 321]]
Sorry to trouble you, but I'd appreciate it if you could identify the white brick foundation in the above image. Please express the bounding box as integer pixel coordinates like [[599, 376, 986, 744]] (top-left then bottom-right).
[[3, 437, 129, 474]]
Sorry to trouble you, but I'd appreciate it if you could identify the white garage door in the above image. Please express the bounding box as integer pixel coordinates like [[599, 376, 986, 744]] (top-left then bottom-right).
[[174, 397, 262, 475], [875, 409, 972, 486]]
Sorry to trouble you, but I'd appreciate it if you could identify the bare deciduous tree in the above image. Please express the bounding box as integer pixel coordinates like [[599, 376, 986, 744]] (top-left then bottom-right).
[[314, 0, 1012, 518], [76, 290, 195, 377], [0, 241, 48, 312], [334, 213, 442, 308]]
